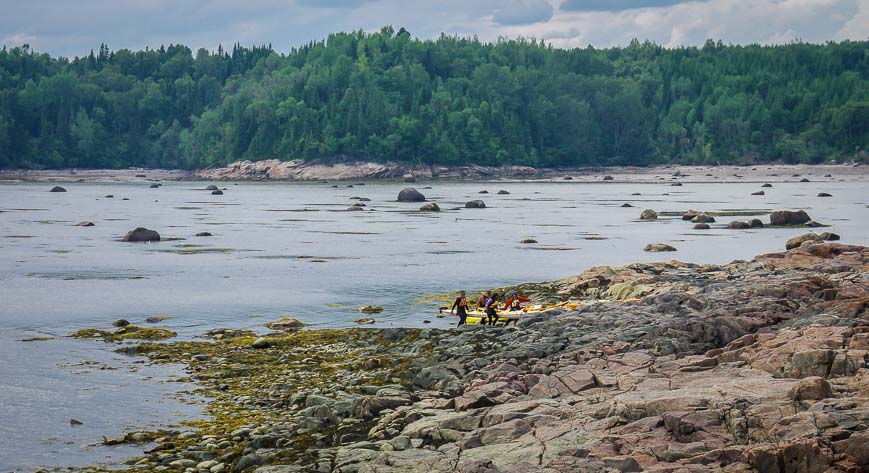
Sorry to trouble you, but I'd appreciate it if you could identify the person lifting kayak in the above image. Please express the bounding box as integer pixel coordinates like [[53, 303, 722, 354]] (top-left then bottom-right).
[[476, 291, 491, 309], [450, 290, 469, 326], [485, 292, 500, 326], [504, 292, 531, 312]]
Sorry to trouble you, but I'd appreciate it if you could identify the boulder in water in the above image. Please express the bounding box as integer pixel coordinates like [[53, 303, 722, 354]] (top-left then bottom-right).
[[497, 190, 510, 195], [749, 219, 764, 228], [520, 239, 538, 244], [770, 210, 811, 226], [419, 202, 440, 212], [359, 305, 383, 314], [644, 243, 676, 252], [211, 190, 223, 195], [149, 183, 160, 188], [345, 206, 365, 211], [682, 210, 700, 220], [265, 316, 305, 331], [800, 178, 810, 182], [104, 194, 113, 198], [76, 221, 95, 227], [692, 214, 715, 223], [752, 190, 765, 196], [785, 233, 823, 250], [818, 192, 832, 197], [465, 200, 486, 209], [640, 209, 657, 220], [762, 183, 773, 188], [727, 221, 751, 229], [620, 203, 633, 207], [397, 188, 425, 202], [112, 319, 130, 327], [50, 186, 66, 192], [195, 232, 212, 237], [693, 223, 710, 230], [123, 227, 160, 242], [670, 182, 683, 186]]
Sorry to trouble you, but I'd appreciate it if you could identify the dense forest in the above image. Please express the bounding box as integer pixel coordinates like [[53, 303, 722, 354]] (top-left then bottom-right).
[[0, 27, 867, 169]]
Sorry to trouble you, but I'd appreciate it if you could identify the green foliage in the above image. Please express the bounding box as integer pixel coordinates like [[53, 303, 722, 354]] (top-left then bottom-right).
[[0, 33, 867, 169]]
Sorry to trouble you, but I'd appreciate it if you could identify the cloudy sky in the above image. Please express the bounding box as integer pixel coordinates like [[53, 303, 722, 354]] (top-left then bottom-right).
[[2, 0, 867, 57]]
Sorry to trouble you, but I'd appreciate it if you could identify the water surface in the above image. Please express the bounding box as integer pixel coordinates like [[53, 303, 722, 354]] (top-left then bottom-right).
[[0, 178, 866, 470]]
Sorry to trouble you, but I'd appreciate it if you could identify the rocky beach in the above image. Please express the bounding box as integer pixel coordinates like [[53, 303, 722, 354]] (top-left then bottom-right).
[[65, 241, 868, 473]]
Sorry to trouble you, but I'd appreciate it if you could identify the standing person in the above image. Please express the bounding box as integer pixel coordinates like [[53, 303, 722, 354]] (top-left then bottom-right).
[[485, 293, 500, 326], [450, 290, 469, 327], [476, 291, 491, 309]]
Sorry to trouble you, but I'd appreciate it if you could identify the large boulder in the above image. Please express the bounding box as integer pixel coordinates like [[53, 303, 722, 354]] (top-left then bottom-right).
[[770, 210, 811, 226], [640, 209, 658, 220], [788, 376, 832, 401], [397, 188, 426, 202], [123, 227, 161, 242], [465, 200, 486, 209], [786, 233, 823, 250], [49, 186, 67, 192]]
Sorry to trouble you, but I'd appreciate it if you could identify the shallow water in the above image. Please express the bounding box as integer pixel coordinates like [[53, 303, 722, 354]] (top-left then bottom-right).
[[0, 178, 867, 470]]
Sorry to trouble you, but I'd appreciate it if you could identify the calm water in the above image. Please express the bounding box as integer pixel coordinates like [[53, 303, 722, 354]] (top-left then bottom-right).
[[1, 178, 867, 470]]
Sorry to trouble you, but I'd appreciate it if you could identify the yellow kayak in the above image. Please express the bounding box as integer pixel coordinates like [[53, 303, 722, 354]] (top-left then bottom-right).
[[439, 301, 577, 325]]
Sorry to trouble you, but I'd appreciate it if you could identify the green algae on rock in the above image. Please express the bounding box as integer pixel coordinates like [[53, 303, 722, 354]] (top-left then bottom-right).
[[71, 325, 176, 341]]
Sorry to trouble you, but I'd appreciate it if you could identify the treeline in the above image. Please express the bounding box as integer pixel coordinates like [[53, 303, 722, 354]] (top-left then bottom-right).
[[0, 27, 867, 169]]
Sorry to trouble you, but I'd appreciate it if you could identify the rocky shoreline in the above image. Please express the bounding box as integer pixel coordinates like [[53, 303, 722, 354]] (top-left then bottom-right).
[[1, 161, 865, 183], [72, 242, 868, 473]]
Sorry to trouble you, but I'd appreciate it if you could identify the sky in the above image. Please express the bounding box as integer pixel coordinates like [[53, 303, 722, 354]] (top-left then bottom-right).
[[1, 0, 867, 57]]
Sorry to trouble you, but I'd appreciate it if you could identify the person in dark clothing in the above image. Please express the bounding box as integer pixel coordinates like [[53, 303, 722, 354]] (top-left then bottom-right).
[[485, 293, 500, 326], [450, 290, 469, 326]]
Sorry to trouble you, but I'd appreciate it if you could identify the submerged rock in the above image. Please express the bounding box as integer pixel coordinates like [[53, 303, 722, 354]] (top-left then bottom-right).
[[212, 189, 224, 195], [693, 223, 710, 230], [752, 190, 765, 196], [620, 203, 633, 207], [397, 188, 425, 202], [359, 305, 383, 314], [76, 221, 95, 227], [355, 318, 376, 325], [692, 214, 715, 223], [123, 227, 160, 242], [644, 243, 677, 252]]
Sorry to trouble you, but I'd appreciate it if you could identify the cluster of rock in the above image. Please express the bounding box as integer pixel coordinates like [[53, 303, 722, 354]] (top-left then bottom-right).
[[101, 243, 868, 473], [194, 159, 538, 181]]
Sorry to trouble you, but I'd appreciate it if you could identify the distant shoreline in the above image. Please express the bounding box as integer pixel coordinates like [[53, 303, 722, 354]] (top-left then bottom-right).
[[0, 162, 865, 184]]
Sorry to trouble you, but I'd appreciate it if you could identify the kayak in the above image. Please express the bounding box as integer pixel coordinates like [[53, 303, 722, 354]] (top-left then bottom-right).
[[438, 301, 578, 325]]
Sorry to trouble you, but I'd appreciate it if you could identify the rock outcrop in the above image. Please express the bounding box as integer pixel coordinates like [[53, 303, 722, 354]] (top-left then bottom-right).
[[194, 159, 538, 181], [101, 243, 869, 473]]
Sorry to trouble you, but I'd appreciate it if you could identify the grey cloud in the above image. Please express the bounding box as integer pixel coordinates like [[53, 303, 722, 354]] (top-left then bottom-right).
[[296, 0, 374, 7], [560, 0, 696, 12], [493, 0, 554, 25]]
